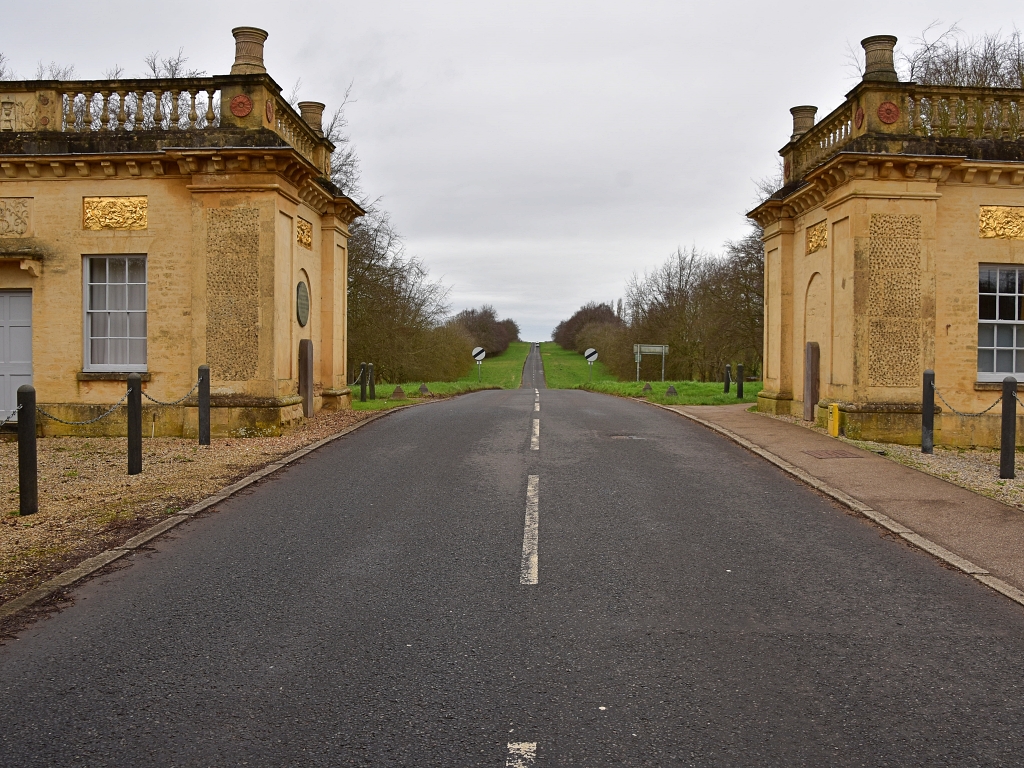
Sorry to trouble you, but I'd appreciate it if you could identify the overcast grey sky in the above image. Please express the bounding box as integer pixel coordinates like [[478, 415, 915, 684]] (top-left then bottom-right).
[[4, 1, 1022, 339]]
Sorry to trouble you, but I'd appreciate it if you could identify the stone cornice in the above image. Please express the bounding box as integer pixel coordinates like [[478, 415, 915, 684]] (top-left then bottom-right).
[[0, 146, 362, 219]]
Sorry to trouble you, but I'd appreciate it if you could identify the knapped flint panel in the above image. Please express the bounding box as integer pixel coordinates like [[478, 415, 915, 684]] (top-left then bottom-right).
[[206, 207, 259, 380], [867, 213, 922, 387]]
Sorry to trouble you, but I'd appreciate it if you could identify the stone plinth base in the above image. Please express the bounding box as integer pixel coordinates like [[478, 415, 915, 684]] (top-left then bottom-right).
[[35, 394, 338, 438]]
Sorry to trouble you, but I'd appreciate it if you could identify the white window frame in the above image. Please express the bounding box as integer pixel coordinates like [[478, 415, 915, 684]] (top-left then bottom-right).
[[977, 263, 1024, 382], [82, 255, 148, 372]]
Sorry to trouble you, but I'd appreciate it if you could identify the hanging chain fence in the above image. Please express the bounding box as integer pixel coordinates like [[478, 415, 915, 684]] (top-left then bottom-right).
[[36, 389, 132, 426], [0, 404, 21, 429], [932, 382, 1004, 417], [141, 379, 200, 406]]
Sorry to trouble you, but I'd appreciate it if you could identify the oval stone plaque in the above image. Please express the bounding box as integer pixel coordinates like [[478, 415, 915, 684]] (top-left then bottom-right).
[[296, 281, 310, 327]]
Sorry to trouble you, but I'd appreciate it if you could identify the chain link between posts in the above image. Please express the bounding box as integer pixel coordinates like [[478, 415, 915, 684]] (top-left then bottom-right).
[[0, 404, 21, 429], [141, 379, 200, 406], [36, 389, 132, 426], [932, 381, 1018, 417]]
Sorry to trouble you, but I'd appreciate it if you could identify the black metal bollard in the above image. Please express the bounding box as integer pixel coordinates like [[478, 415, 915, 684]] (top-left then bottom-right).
[[359, 363, 367, 402], [921, 369, 935, 454], [198, 364, 210, 446], [368, 363, 376, 400], [724, 364, 731, 394], [298, 339, 314, 418], [1001, 376, 1017, 480], [127, 373, 142, 475], [737, 364, 744, 399], [17, 385, 37, 516]]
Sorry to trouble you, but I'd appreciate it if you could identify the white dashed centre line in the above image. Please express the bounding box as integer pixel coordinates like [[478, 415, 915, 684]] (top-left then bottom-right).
[[506, 742, 537, 767], [520, 476, 539, 585], [531, 419, 539, 450], [534, 402, 539, 412]]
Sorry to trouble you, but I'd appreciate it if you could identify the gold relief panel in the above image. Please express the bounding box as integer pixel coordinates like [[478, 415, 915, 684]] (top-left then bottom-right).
[[296, 217, 313, 250], [806, 221, 827, 254], [0, 198, 31, 236], [83, 197, 148, 231], [980, 206, 1024, 240]]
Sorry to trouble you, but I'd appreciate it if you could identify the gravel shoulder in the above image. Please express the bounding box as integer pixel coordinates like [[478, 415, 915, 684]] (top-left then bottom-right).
[[0, 408, 376, 608]]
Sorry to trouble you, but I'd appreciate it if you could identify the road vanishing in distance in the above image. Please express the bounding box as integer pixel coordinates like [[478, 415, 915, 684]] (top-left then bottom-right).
[[3, 358, 1024, 764]]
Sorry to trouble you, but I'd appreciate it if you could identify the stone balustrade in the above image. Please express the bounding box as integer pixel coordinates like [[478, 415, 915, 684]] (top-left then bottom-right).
[[0, 73, 332, 177], [791, 104, 854, 181], [904, 86, 1024, 141]]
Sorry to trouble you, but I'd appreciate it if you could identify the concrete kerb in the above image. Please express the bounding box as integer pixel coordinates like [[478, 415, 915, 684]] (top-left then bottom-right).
[[0, 403, 424, 622], [647, 401, 1024, 610]]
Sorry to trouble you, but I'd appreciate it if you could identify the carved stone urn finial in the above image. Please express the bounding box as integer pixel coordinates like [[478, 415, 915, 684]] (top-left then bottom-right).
[[231, 27, 269, 75]]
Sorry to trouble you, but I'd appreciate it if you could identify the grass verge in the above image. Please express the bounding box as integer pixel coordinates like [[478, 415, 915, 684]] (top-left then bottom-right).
[[540, 342, 761, 405], [351, 341, 532, 411]]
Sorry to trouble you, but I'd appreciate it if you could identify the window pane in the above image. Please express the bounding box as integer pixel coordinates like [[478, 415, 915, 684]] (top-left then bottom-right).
[[999, 296, 1016, 320], [90, 258, 106, 283], [997, 349, 1014, 371], [108, 338, 128, 365], [108, 285, 127, 311], [90, 312, 109, 337], [980, 295, 997, 319], [90, 285, 106, 310], [997, 325, 1014, 347], [1000, 269, 1018, 293], [129, 338, 146, 365], [127, 258, 146, 283], [108, 258, 126, 283], [109, 312, 128, 337], [979, 349, 995, 372], [1017, 327, 1024, 348], [127, 284, 146, 311], [91, 338, 107, 365], [1016, 351, 1024, 373], [979, 324, 995, 347], [128, 312, 146, 337]]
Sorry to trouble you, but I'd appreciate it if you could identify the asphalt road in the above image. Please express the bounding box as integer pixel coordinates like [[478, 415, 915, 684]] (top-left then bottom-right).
[[4, 378, 1024, 765], [521, 343, 546, 389]]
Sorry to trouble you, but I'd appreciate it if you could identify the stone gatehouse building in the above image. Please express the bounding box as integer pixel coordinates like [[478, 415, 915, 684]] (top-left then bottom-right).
[[0, 27, 363, 435], [750, 34, 1024, 447]]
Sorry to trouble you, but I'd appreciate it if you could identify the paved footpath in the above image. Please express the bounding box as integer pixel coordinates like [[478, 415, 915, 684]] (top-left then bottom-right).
[[4, 387, 1024, 765], [672, 404, 1024, 595]]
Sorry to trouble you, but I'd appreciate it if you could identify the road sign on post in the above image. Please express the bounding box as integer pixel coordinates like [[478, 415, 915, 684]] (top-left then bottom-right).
[[473, 347, 486, 381], [584, 348, 598, 382], [633, 344, 669, 382]]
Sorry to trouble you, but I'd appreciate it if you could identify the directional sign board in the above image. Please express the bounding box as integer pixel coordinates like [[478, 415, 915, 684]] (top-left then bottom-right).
[[634, 344, 669, 355], [584, 348, 598, 362], [472, 347, 486, 361]]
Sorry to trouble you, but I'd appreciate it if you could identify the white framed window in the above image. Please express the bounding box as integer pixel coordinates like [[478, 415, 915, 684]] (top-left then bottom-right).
[[978, 264, 1024, 382], [83, 256, 147, 371]]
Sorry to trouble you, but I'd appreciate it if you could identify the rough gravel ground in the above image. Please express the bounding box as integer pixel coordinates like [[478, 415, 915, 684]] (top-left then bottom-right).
[[0, 408, 375, 607], [763, 410, 1024, 511]]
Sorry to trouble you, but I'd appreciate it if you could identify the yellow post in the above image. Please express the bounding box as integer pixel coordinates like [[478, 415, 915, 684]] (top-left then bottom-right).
[[827, 403, 841, 437]]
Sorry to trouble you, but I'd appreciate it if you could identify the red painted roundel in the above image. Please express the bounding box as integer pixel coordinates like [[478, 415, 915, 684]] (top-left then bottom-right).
[[877, 101, 900, 125], [230, 94, 253, 118]]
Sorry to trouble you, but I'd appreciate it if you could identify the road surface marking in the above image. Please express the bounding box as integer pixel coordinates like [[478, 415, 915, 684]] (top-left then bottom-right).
[[507, 742, 537, 767], [506, 742, 537, 767], [534, 402, 539, 412], [531, 419, 539, 450], [520, 476, 539, 585], [534, 389, 538, 395]]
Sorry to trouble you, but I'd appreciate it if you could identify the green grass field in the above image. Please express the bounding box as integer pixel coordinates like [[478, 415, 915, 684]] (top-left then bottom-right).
[[350, 341, 532, 411], [539, 342, 762, 405]]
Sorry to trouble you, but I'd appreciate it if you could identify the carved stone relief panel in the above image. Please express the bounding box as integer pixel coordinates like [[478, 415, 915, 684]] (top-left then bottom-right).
[[0, 198, 31, 236], [867, 214, 922, 387], [296, 217, 312, 250], [980, 206, 1024, 240], [0, 95, 37, 131], [83, 197, 148, 230], [806, 221, 827, 254], [206, 207, 260, 381]]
